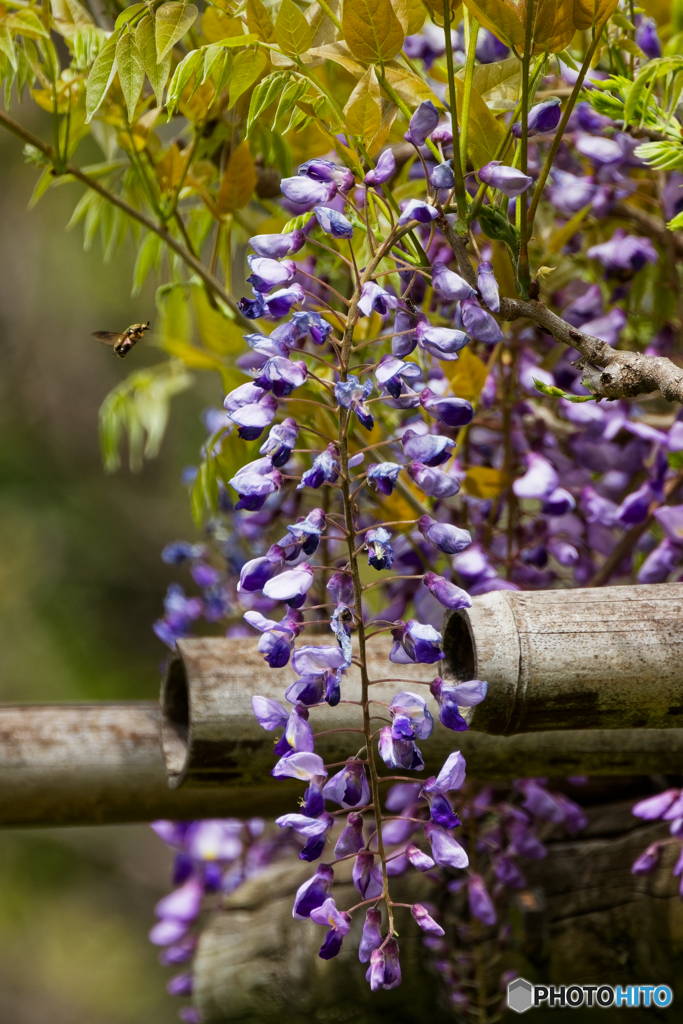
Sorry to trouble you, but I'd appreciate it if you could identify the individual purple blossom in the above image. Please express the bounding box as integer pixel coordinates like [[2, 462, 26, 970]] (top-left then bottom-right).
[[424, 751, 467, 795], [353, 851, 384, 898], [430, 162, 454, 189], [299, 443, 340, 490], [153, 584, 203, 648], [358, 281, 398, 317], [512, 98, 561, 137], [275, 812, 332, 838], [260, 417, 298, 468], [407, 461, 460, 498], [280, 176, 336, 208], [636, 16, 662, 59], [254, 357, 307, 397], [375, 353, 421, 396], [359, 908, 383, 962], [517, 780, 565, 823], [418, 515, 471, 554], [425, 789, 461, 829], [411, 903, 445, 936], [365, 149, 396, 185], [416, 321, 469, 361], [542, 487, 576, 515], [224, 381, 267, 413], [392, 308, 420, 357], [292, 310, 333, 345], [378, 725, 424, 770], [367, 462, 402, 495], [299, 158, 355, 191], [286, 508, 326, 555], [431, 262, 476, 301], [238, 545, 284, 593], [185, 819, 243, 862], [404, 100, 439, 146], [158, 935, 197, 965], [310, 898, 352, 959], [251, 695, 288, 731], [477, 261, 500, 312], [406, 844, 435, 871], [246, 255, 296, 293], [575, 133, 623, 166], [461, 297, 503, 344], [430, 677, 487, 731], [390, 691, 434, 740], [244, 331, 289, 359], [477, 161, 533, 198], [365, 527, 394, 570], [423, 572, 471, 610], [398, 199, 439, 225], [228, 457, 282, 511], [420, 387, 474, 427], [167, 973, 193, 997], [655, 504, 683, 541], [149, 918, 189, 945], [587, 229, 658, 273], [637, 538, 681, 583], [508, 820, 547, 859], [262, 562, 314, 607], [468, 874, 496, 925], [292, 863, 334, 918], [327, 569, 355, 605], [494, 855, 526, 888], [335, 375, 374, 430], [324, 760, 371, 808], [513, 452, 559, 500], [162, 541, 205, 564], [367, 937, 402, 990], [283, 704, 315, 753], [314, 205, 354, 238], [272, 751, 328, 781], [424, 823, 469, 868], [402, 429, 455, 466], [390, 619, 444, 665], [291, 644, 349, 675], [335, 812, 365, 857], [228, 393, 278, 440], [547, 168, 598, 215], [632, 789, 679, 820], [616, 481, 651, 526], [632, 842, 662, 875], [264, 284, 305, 318], [249, 230, 305, 259]]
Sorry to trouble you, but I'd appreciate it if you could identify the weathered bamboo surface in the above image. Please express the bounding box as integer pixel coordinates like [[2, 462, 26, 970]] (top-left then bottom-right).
[[1, 703, 682, 826], [448, 583, 683, 734], [193, 790, 683, 1023], [0, 703, 300, 826]]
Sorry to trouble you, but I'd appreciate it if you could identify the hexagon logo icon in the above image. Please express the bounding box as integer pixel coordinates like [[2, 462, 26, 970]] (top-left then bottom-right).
[[508, 978, 534, 1013]]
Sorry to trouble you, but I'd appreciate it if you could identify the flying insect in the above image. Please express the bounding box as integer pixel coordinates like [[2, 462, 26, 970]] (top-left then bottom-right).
[[92, 321, 150, 358]]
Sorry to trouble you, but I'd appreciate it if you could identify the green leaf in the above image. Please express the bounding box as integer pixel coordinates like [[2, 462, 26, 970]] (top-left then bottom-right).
[[228, 47, 267, 107], [533, 377, 598, 402], [668, 209, 683, 230], [7, 9, 49, 38], [274, 0, 313, 56], [634, 139, 683, 170], [343, 65, 382, 143], [166, 46, 203, 114], [85, 31, 119, 121], [246, 70, 289, 134], [115, 3, 147, 29], [136, 14, 171, 105], [342, 0, 404, 62], [216, 140, 256, 213], [27, 166, 55, 209], [273, 76, 308, 127], [283, 209, 315, 232], [115, 28, 145, 120], [0, 23, 17, 72], [202, 41, 224, 82], [132, 231, 163, 295], [220, 33, 259, 46], [155, 1, 198, 62]]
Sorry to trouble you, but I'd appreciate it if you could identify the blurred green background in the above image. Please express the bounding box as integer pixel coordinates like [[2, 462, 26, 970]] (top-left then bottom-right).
[[0, 109, 217, 1022]]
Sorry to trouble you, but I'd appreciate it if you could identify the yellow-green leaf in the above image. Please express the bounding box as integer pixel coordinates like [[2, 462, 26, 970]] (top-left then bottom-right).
[[7, 9, 50, 38], [457, 56, 520, 111], [228, 47, 267, 106], [0, 23, 17, 71], [275, 0, 313, 56], [192, 286, 245, 354], [115, 3, 147, 29], [344, 65, 382, 143], [116, 29, 145, 121], [463, 465, 508, 498], [383, 59, 441, 104], [246, 0, 276, 42], [455, 77, 504, 166], [216, 140, 256, 213], [342, 0, 404, 63], [85, 31, 119, 121], [136, 14, 171, 105], [442, 345, 489, 403], [405, 0, 426, 33], [155, 1, 198, 62]]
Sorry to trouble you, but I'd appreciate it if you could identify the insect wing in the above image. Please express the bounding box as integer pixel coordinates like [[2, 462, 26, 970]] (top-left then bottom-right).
[[92, 331, 125, 347]]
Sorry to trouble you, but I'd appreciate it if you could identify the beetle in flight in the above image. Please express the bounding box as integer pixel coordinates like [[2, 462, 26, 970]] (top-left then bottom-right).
[[92, 321, 150, 358]]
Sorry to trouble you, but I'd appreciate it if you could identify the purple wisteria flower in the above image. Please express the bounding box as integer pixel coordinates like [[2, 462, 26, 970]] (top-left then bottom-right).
[[286, 508, 326, 556], [477, 261, 500, 312], [461, 298, 503, 344], [254, 357, 307, 398], [407, 461, 460, 498], [390, 690, 434, 740], [379, 725, 425, 770], [417, 515, 472, 554], [272, 751, 328, 782], [390, 619, 444, 664], [262, 562, 315, 607], [310, 898, 352, 959], [468, 874, 496, 925], [423, 572, 471, 609], [292, 310, 333, 345], [420, 388, 474, 427], [228, 457, 282, 511], [246, 256, 296, 293], [416, 320, 469, 360], [512, 98, 561, 137], [424, 823, 469, 868], [324, 760, 371, 808], [431, 677, 488, 731], [376, 354, 421, 396], [335, 376, 374, 429], [291, 644, 349, 675], [249, 230, 305, 259], [260, 417, 298, 467], [398, 199, 439, 225], [404, 100, 440, 146], [238, 545, 284, 592], [513, 452, 559, 500], [246, 608, 303, 667], [411, 903, 445, 936], [292, 863, 334, 918], [153, 584, 203, 648], [547, 168, 598, 215], [367, 462, 402, 495], [299, 158, 355, 191], [280, 176, 337, 208], [359, 908, 383, 962], [364, 149, 396, 185], [299, 443, 340, 490], [430, 162, 455, 189], [314, 206, 354, 238], [335, 812, 365, 857], [477, 161, 533, 197], [402, 429, 455, 466], [358, 281, 398, 317], [587, 229, 658, 274], [432, 262, 477, 301], [635, 16, 661, 59], [365, 527, 394, 570]]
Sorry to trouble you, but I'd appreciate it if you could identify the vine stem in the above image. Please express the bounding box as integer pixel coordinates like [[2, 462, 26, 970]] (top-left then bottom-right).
[[442, 0, 468, 227], [516, 0, 535, 297], [338, 241, 398, 939], [459, 11, 480, 173]]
